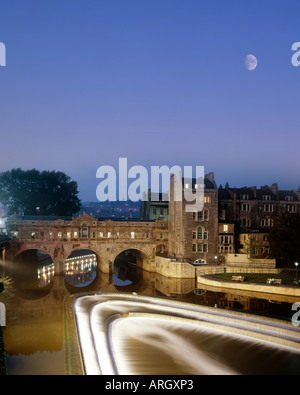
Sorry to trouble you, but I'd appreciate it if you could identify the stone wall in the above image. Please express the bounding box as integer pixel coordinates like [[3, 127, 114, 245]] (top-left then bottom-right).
[[155, 256, 196, 278], [225, 253, 276, 269]]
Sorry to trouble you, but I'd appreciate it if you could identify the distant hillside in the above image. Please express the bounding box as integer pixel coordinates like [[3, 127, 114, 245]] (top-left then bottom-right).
[[80, 201, 141, 219]]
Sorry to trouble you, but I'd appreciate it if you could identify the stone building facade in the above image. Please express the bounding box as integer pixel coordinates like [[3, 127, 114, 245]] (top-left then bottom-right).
[[168, 172, 219, 264], [218, 182, 300, 258]]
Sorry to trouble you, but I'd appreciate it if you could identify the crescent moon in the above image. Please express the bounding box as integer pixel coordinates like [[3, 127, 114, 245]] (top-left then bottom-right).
[[245, 54, 258, 71]]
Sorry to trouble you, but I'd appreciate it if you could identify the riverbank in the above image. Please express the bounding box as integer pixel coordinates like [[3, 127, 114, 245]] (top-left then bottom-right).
[[197, 272, 300, 298], [0, 326, 7, 375]]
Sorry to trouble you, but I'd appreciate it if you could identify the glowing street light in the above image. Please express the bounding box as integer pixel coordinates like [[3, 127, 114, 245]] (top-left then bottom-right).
[[295, 262, 299, 284]]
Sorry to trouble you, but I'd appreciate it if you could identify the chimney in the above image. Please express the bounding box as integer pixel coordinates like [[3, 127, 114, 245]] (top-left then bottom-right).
[[270, 183, 278, 196]]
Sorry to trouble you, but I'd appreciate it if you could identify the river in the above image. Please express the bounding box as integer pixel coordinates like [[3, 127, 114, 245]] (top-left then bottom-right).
[[0, 251, 299, 375]]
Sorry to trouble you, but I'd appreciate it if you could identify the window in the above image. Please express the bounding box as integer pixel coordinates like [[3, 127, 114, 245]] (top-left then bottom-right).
[[82, 224, 88, 238], [204, 196, 211, 203], [160, 233, 164, 239], [193, 231, 197, 240], [263, 204, 273, 212], [131, 232, 135, 239], [107, 232, 112, 238], [197, 227, 203, 240], [58, 232, 62, 238], [263, 195, 271, 201], [287, 205, 296, 213], [193, 244, 197, 252], [146, 232, 150, 239], [223, 224, 229, 233], [241, 218, 251, 226], [285, 196, 293, 202], [260, 218, 273, 227], [74, 231, 78, 238], [197, 244, 203, 252], [67, 232, 71, 239], [241, 203, 251, 212], [160, 209, 164, 215], [240, 194, 249, 200], [99, 232, 104, 238], [193, 210, 208, 221]]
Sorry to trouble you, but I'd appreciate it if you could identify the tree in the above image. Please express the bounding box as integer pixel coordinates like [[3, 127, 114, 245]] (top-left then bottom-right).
[[269, 212, 300, 267], [0, 168, 81, 216]]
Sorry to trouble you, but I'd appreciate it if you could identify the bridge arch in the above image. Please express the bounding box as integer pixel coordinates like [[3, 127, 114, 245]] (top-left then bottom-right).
[[9, 249, 55, 299], [112, 248, 149, 288], [111, 247, 151, 268], [64, 248, 103, 289]]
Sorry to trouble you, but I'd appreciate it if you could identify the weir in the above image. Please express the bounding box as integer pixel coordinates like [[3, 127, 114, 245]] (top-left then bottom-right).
[[72, 293, 300, 375]]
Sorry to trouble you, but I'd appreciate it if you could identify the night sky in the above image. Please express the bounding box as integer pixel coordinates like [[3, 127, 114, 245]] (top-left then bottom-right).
[[0, 0, 300, 201]]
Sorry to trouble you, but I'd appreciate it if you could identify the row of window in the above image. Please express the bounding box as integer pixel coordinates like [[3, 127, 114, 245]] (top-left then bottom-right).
[[241, 203, 298, 212], [29, 231, 165, 240], [240, 194, 295, 202], [193, 210, 209, 221], [192, 227, 208, 240], [240, 218, 274, 227], [219, 235, 233, 244], [192, 243, 208, 253]]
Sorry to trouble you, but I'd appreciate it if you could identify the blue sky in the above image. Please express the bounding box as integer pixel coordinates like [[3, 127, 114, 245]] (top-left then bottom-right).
[[0, 0, 300, 200]]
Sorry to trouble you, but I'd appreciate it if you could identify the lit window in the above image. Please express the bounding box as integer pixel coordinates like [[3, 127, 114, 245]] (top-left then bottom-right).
[[107, 232, 112, 238], [67, 232, 71, 239], [74, 231, 78, 238], [131, 232, 135, 239], [223, 225, 229, 232], [99, 232, 104, 238], [58, 232, 62, 238]]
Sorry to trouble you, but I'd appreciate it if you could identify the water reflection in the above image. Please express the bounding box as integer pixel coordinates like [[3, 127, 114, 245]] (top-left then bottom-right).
[[113, 249, 143, 287], [10, 250, 54, 299], [37, 264, 55, 288], [64, 251, 97, 288], [1, 254, 299, 375]]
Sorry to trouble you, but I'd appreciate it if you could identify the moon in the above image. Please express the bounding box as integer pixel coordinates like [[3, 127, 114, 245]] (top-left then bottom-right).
[[245, 54, 258, 71]]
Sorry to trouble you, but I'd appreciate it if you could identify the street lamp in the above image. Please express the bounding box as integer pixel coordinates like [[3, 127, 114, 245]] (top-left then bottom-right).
[[295, 262, 299, 284]]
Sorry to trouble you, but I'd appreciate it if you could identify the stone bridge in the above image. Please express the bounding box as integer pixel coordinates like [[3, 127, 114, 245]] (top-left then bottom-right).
[[5, 214, 169, 275]]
